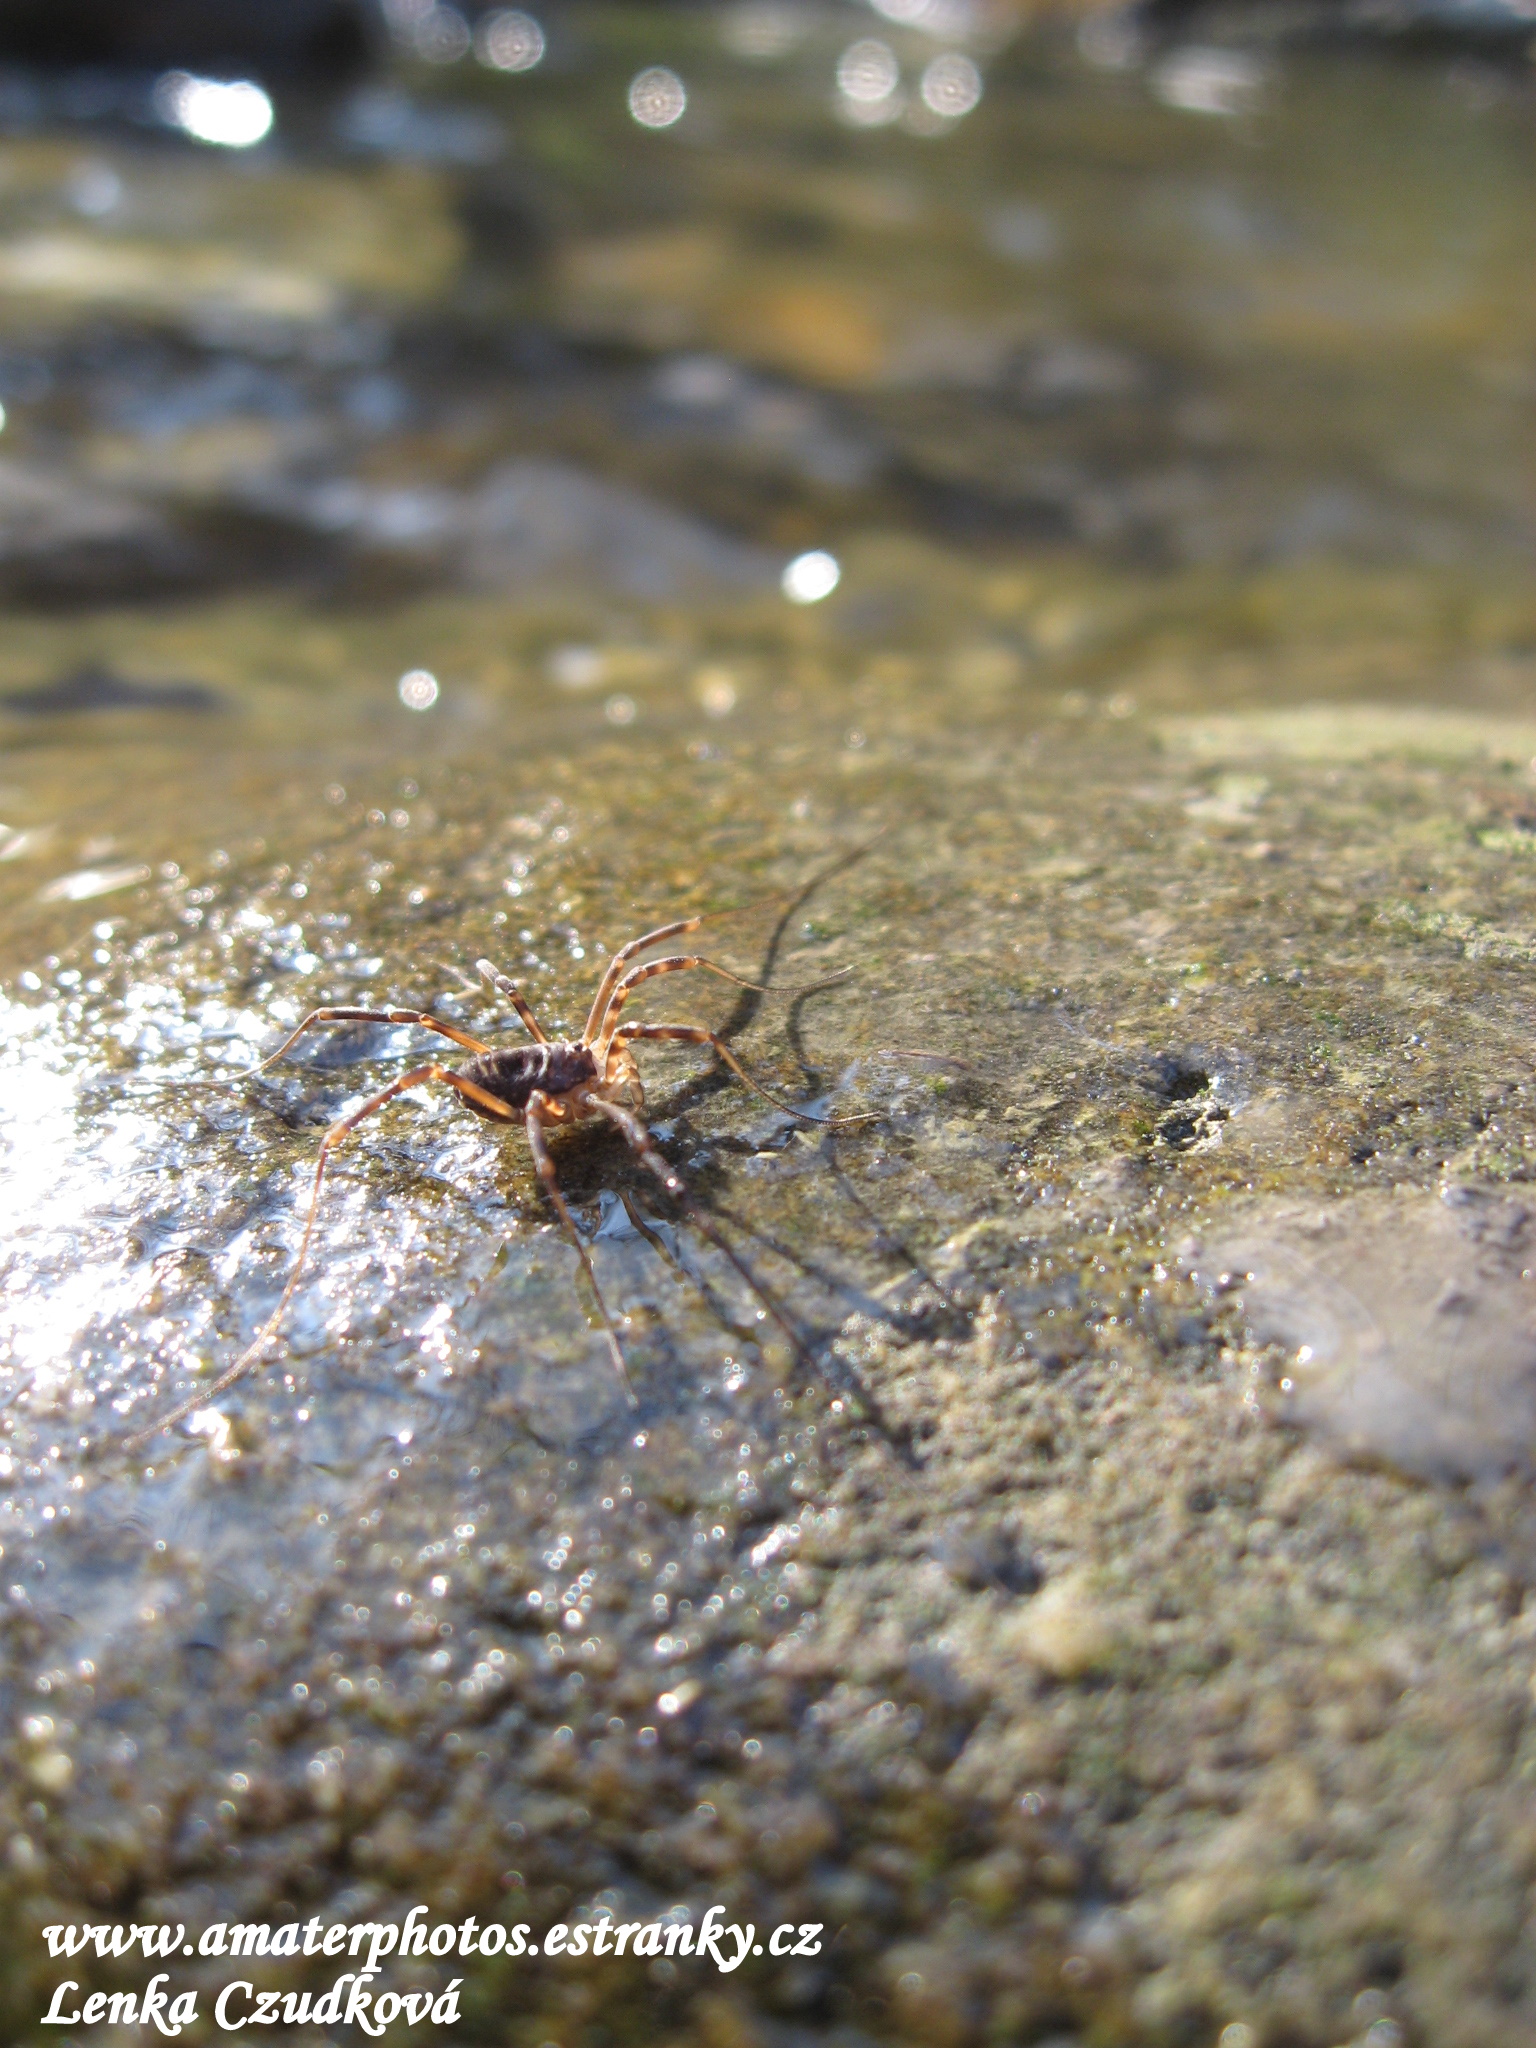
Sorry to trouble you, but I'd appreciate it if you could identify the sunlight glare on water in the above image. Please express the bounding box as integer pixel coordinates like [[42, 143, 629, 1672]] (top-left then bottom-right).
[[153, 72, 275, 149], [0, 1000, 135, 1393], [628, 67, 688, 129], [474, 8, 545, 71], [782, 549, 841, 603]]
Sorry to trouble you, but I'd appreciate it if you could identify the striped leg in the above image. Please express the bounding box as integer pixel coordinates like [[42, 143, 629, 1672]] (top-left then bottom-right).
[[610, 1022, 873, 1127], [475, 959, 547, 1044], [524, 1093, 635, 1405], [584, 846, 874, 1043], [582, 914, 709, 1041], [250, 1006, 492, 1076], [125, 1062, 517, 1451], [584, 1095, 807, 1360], [595, 955, 850, 1056]]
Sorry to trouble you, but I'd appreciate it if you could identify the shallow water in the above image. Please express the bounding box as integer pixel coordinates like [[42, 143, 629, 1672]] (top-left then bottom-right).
[[2, 8, 1536, 2045]]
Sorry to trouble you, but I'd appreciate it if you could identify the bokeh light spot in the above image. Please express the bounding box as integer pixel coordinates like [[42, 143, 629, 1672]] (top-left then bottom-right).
[[920, 52, 983, 119], [412, 5, 472, 64], [398, 669, 440, 711], [475, 9, 545, 72], [837, 39, 900, 104], [696, 668, 739, 717], [154, 73, 274, 149], [782, 550, 841, 604], [628, 68, 688, 129]]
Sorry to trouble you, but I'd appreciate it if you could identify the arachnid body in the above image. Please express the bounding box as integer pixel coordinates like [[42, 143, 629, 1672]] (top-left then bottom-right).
[[128, 906, 862, 1449]]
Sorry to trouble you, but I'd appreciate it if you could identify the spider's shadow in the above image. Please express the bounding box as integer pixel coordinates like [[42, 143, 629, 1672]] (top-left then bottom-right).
[[547, 843, 967, 1461], [644, 838, 870, 1123]]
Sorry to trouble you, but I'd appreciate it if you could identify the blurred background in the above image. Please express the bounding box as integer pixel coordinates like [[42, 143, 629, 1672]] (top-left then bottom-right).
[[0, 0, 1528, 624]]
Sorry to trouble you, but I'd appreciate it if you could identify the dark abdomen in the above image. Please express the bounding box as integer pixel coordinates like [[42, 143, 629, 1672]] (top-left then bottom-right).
[[459, 1040, 597, 1116]]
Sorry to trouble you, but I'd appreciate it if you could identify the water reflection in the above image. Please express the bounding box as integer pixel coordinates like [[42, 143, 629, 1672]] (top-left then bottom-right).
[[782, 547, 841, 603], [153, 73, 275, 150], [474, 9, 545, 73], [627, 65, 688, 129]]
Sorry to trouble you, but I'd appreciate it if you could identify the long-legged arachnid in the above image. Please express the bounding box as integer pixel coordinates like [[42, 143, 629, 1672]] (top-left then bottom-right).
[[126, 906, 868, 1450]]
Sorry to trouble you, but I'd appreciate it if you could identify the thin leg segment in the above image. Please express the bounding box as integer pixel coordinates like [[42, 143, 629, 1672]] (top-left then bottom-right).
[[610, 1022, 873, 1127], [584, 849, 879, 1044], [125, 1062, 516, 1452], [618, 1190, 770, 1345], [596, 955, 758, 1050], [251, 1007, 492, 1075], [581, 917, 708, 1041], [584, 1095, 807, 1360], [524, 1093, 635, 1405], [475, 960, 548, 1044], [595, 955, 850, 1054], [581, 891, 807, 1042]]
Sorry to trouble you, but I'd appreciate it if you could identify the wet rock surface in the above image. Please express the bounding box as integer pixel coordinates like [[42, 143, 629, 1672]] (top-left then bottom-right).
[[0, 8, 1534, 2047], [1201, 1184, 1536, 1481]]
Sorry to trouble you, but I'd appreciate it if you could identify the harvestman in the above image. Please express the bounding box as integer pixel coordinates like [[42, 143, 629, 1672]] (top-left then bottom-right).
[[127, 904, 868, 1449]]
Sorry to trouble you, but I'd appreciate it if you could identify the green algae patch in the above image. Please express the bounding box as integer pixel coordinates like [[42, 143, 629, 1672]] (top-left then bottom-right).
[[1162, 704, 1536, 770]]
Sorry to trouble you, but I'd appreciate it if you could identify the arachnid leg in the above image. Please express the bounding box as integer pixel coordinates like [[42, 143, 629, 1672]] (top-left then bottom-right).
[[250, 1006, 493, 1076], [582, 887, 832, 1041], [593, 953, 762, 1048], [475, 960, 548, 1045], [594, 954, 849, 1053], [581, 913, 713, 1040], [523, 1093, 636, 1404], [609, 1021, 871, 1128], [125, 1062, 518, 1451], [583, 841, 877, 1040], [584, 1094, 808, 1361]]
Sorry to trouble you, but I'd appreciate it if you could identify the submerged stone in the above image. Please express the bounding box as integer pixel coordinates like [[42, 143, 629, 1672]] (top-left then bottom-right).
[[1, 663, 223, 715]]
